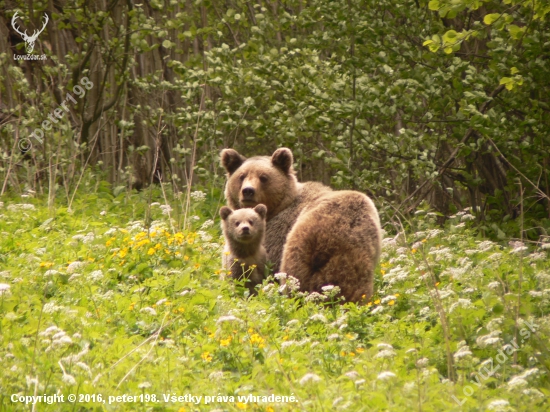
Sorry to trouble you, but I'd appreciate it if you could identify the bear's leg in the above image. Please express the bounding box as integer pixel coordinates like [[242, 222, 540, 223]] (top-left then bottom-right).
[[280, 193, 380, 303]]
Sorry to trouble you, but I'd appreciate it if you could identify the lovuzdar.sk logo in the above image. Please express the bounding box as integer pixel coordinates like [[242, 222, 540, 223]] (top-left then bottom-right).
[[11, 11, 48, 61]]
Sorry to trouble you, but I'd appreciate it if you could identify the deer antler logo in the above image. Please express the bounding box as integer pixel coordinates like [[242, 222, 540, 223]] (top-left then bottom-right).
[[11, 11, 49, 54]]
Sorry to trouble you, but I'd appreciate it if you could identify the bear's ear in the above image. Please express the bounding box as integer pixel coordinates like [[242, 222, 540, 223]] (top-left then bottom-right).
[[254, 204, 267, 220], [271, 147, 294, 174], [220, 149, 246, 175], [220, 206, 233, 221]]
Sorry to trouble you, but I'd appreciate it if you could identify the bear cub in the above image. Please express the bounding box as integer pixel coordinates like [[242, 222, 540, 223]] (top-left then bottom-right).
[[220, 204, 268, 293]]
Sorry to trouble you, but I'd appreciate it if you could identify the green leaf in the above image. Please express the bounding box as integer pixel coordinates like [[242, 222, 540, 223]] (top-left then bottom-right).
[[428, 0, 440, 11], [162, 40, 172, 49], [483, 13, 501, 25]]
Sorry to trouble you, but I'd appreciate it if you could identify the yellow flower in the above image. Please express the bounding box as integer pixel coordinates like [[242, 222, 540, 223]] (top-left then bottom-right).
[[151, 231, 157, 238], [175, 252, 181, 257], [39, 261, 54, 268], [119, 229, 128, 234], [412, 248, 417, 253], [165, 249, 171, 255], [220, 337, 232, 347], [178, 407, 186, 412], [356, 347, 365, 353], [266, 407, 274, 412], [374, 299, 381, 305], [147, 248, 156, 255], [381, 270, 386, 275], [184, 255, 190, 261], [87, 257, 95, 262], [236, 402, 248, 410], [224, 251, 230, 255], [388, 300, 395, 306], [155, 243, 162, 250], [346, 333, 355, 340], [282, 335, 289, 341], [394, 293, 400, 297], [367, 302, 373, 307], [118, 248, 128, 258], [194, 263, 200, 269], [341, 351, 346, 356], [422, 238, 427, 243], [201, 351, 212, 362], [435, 282, 440, 287], [250, 333, 266, 348], [136, 239, 150, 247], [349, 352, 356, 357]]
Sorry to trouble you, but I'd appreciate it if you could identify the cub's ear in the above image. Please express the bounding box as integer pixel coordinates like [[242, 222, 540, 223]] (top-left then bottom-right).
[[254, 204, 267, 220], [220, 149, 246, 175], [271, 147, 294, 174], [220, 206, 233, 221]]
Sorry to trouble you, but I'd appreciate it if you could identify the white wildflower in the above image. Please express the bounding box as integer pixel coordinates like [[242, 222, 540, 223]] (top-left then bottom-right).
[[190, 191, 206, 202], [377, 371, 397, 381], [299, 373, 321, 385], [216, 315, 242, 323], [274, 272, 287, 281], [449, 298, 473, 313], [201, 219, 214, 230], [355, 379, 366, 387], [454, 345, 472, 361], [0, 283, 11, 296], [507, 376, 528, 390], [43, 302, 62, 314], [374, 349, 396, 359], [138, 382, 152, 389], [309, 314, 327, 323], [281, 340, 296, 349], [377, 343, 394, 350], [416, 357, 429, 368], [159, 205, 172, 215], [541, 243, 550, 250], [89, 270, 103, 281], [67, 261, 85, 273], [371, 306, 384, 314], [522, 388, 544, 399], [461, 214, 475, 221], [140, 307, 157, 316], [476, 331, 502, 348], [62, 374, 77, 385], [286, 319, 300, 327], [305, 292, 327, 302], [488, 281, 501, 290], [327, 333, 340, 341], [344, 371, 360, 380], [197, 230, 213, 242], [487, 399, 510, 411]]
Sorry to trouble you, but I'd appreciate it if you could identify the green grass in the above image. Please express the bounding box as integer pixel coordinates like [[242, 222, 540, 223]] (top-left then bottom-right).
[[0, 186, 549, 411]]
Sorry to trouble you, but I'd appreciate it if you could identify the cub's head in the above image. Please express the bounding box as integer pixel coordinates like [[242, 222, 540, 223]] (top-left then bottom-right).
[[220, 204, 267, 244], [220, 148, 299, 218]]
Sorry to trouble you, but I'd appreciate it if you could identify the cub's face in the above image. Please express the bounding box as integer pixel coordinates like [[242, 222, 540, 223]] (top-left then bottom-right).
[[220, 148, 297, 217], [220, 204, 267, 244]]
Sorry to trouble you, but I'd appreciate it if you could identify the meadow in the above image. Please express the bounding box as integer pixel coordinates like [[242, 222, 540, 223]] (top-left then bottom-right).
[[0, 180, 549, 411]]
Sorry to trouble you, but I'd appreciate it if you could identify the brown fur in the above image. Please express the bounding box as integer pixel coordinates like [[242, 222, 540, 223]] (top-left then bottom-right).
[[220, 148, 382, 303], [220, 204, 268, 294]]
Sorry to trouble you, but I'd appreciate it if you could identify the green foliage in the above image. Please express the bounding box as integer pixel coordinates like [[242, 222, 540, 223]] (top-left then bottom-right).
[[0, 192, 549, 410]]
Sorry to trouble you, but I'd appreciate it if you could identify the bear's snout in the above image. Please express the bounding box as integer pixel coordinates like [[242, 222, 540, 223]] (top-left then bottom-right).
[[242, 187, 255, 199]]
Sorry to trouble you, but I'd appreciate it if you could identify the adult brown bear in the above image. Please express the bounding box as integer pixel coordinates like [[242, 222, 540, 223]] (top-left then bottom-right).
[[221, 147, 381, 302]]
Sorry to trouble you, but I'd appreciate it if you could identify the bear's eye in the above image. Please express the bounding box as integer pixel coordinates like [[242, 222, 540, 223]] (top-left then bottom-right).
[[239, 174, 246, 182], [248, 220, 253, 225], [260, 175, 268, 183], [235, 221, 240, 227]]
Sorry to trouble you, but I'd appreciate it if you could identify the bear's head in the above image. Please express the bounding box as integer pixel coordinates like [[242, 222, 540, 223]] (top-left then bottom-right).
[[220, 148, 300, 219], [220, 204, 267, 244]]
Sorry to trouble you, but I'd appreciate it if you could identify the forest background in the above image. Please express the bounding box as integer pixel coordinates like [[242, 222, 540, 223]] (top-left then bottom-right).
[[1, 0, 550, 235]]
